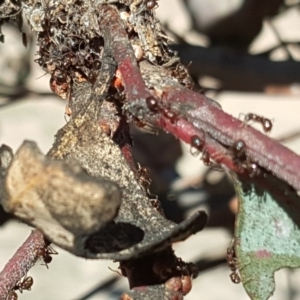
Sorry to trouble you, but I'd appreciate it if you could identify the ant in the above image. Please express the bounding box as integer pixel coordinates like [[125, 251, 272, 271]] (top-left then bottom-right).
[[226, 240, 241, 284], [190, 135, 205, 156], [191, 135, 204, 151], [136, 165, 161, 212], [243, 160, 261, 178], [242, 113, 273, 134], [137, 164, 152, 192], [231, 140, 246, 161], [231, 140, 261, 177], [190, 136, 220, 168], [14, 276, 33, 293], [36, 244, 58, 268], [7, 276, 34, 300], [146, 0, 158, 10], [201, 150, 212, 166], [6, 291, 18, 300], [146, 96, 160, 112], [171, 63, 194, 89], [161, 107, 178, 124], [49, 69, 70, 100], [150, 197, 164, 215], [132, 116, 157, 134]]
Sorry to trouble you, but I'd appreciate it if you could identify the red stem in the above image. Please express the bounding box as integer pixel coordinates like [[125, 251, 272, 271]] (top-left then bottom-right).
[[161, 86, 300, 191], [100, 5, 300, 192], [0, 230, 46, 300], [157, 115, 240, 172], [101, 5, 152, 103]]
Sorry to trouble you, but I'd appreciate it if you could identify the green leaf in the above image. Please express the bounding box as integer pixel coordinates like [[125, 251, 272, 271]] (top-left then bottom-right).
[[231, 173, 300, 300]]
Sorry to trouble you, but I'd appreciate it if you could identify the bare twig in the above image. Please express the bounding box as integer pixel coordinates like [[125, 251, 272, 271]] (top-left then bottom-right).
[[121, 59, 300, 192], [101, 5, 153, 107], [0, 230, 46, 300]]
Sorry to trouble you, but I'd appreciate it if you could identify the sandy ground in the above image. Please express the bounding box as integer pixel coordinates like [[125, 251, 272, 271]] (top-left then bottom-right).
[[1, 1, 300, 299]]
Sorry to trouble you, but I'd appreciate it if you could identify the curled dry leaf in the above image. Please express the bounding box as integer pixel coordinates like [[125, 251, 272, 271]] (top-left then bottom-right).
[[47, 104, 208, 260], [0, 97, 207, 260], [1, 141, 122, 250]]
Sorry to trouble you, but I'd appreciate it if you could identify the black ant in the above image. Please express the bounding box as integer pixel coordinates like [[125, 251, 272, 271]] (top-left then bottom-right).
[[146, 96, 160, 112], [191, 135, 204, 150], [226, 240, 241, 284], [231, 140, 246, 160], [243, 113, 273, 134], [190, 135, 205, 156]]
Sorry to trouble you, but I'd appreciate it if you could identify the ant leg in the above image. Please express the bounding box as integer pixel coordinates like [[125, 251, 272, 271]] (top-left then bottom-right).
[[238, 113, 248, 129]]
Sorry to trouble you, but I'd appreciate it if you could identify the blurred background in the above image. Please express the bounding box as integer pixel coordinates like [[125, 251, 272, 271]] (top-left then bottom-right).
[[1, 0, 300, 299]]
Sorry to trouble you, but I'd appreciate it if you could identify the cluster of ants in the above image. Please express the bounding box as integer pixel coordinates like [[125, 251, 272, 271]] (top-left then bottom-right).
[[189, 113, 272, 283], [6, 276, 33, 300], [129, 95, 180, 136], [6, 245, 57, 300], [23, 0, 192, 113], [190, 112, 273, 178], [30, 0, 106, 100], [136, 98, 273, 199], [146, 97, 179, 123]]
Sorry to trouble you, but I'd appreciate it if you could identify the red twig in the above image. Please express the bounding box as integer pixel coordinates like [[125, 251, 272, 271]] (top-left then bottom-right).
[[0, 230, 46, 300], [101, 5, 152, 104], [160, 85, 300, 191], [156, 116, 239, 172], [123, 59, 300, 191], [99, 4, 300, 195]]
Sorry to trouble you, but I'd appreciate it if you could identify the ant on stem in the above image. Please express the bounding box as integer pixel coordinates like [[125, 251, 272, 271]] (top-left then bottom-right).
[[240, 113, 273, 134], [36, 244, 58, 268], [226, 240, 241, 284]]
